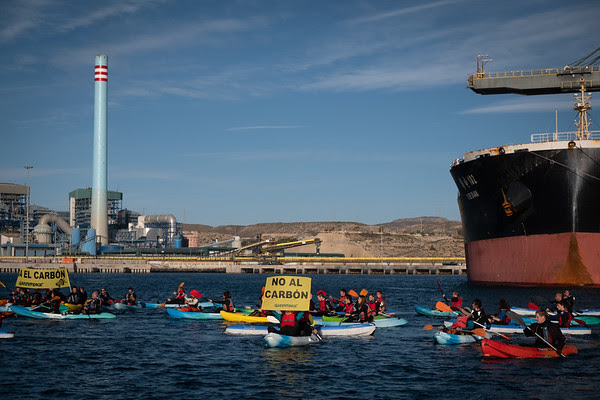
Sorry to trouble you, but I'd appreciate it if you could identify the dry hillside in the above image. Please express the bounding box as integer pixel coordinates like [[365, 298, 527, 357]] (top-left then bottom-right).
[[183, 217, 464, 258]]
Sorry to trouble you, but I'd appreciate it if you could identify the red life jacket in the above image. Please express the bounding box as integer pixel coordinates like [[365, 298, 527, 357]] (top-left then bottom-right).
[[368, 302, 376, 312], [224, 299, 234, 312], [451, 297, 463, 309], [451, 315, 469, 328], [280, 312, 296, 328], [300, 311, 310, 323], [319, 300, 328, 311], [344, 303, 353, 313]]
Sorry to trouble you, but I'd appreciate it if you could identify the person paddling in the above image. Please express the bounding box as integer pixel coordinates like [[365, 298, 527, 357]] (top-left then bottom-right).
[[443, 291, 463, 311], [82, 290, 102, 315], [312, 290, 335, 317], [488, 299, 511, 325], [550, 301, 572, 327], [470, 299, 489, 328], [524, 309, 565, 352], [66, 287, 79, 304], [562, 289, 575, 314], [99, 288, 113, 306], [210, 291, 234, 312], [121, 287, 137, 305], [348, 294, 372, 323], [78, 286, 88, 304], [375, 290, 388, 314], [167, 286, 186, 305], [330, 289, 349, 312]]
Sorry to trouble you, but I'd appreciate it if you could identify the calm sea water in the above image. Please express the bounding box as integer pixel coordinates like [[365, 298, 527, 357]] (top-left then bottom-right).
[[1, 272, 598, 399]]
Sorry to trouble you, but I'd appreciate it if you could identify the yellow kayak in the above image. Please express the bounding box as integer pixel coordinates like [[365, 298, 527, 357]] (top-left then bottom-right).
[[64, 303, 82, 312], [220, 311, 269, 323]]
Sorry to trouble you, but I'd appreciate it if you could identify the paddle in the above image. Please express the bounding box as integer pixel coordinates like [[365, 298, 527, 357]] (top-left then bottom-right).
[[190, 289, 203, 298], [528, 302, 539, 310], [460, 307, 512, 341], [360, 288, 368, 296], [0, 280, 6, 288], [507, 310, 565, 358], [348, 289, 359, 298], [423, 324, 435, 331], [160, 282, 186, 307], [436, 279, 444, 296], [436, 301, 454, 313]]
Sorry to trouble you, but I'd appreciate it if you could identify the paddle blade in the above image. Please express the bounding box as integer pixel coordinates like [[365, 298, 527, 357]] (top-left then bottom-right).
[[423, 324, 435, 331], [178, 282, 185, 287], [190, 289, 202, 298], [348, 289, 359, 298], [528, 302, 539, 310], [471, 328, 487, 337], [506, 310, 526, 327], [436, 301, 453, 313], [530, 295, 548, 306], [0, 280, 6, 288], [360, 288, 368, 296]]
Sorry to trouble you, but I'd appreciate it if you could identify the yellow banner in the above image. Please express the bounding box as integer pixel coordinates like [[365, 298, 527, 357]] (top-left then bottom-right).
[[15, 267, 71, 289], [261, 276, 312, 311]]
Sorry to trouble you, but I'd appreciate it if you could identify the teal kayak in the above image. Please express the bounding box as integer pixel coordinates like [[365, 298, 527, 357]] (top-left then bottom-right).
[[141, 301, 214, 309], [11, 305, 116, 319], [166, 307, 223, 319], [320, 315, 407, 328], [433, 328, 486, 345], [263, 333, 321, 348], [414, 305, 458, 317]]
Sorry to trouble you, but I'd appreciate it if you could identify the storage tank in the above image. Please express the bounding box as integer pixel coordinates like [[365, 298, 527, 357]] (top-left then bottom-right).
[[174, 235, 183, 248], [72, 227, 81, 249], [33, 223, 53, 244], [81, 228, 96, 256]]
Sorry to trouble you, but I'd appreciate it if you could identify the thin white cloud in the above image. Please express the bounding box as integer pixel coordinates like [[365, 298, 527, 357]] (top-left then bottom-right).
[[58, 1, 164, 32], [346, 0, 464, 24], [460, 97, 573, 114]]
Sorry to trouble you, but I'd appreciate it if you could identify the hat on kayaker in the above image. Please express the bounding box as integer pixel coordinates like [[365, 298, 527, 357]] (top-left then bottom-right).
[[317, 290, 327, 297]]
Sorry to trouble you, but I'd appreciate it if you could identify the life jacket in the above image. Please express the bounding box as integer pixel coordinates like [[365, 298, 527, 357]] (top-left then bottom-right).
[[557, 310, 571, 327], [451, 297, 463, 309], [344, 302, 353, 313], [452, 315, 469, 328], [280, 312, 296, 328], [368, 302, 376, 312], [300, 311, 310, 323], [319, 300, 329, 312], [223, 299, 234, 312]]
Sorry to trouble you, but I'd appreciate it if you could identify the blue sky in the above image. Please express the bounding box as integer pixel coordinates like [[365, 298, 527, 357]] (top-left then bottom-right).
[[1, 0, 599, 226]]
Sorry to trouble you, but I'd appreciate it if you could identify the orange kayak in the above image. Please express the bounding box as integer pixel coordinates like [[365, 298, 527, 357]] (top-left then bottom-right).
[[481, 338, 577, 358]]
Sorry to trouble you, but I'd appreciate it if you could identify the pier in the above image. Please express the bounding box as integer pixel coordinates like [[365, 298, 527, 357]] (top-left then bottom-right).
[[0, 256, 466, 275]]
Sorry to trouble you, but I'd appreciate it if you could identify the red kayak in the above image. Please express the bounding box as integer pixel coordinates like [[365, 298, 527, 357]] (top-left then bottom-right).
[[481, 338, 577, 359]]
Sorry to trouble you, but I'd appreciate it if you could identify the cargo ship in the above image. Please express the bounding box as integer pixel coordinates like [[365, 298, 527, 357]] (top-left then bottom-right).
[[451, 53, 600, 286]]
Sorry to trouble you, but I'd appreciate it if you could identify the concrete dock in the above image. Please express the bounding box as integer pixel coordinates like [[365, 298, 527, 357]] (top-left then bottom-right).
[[0, 256, 466, 275]]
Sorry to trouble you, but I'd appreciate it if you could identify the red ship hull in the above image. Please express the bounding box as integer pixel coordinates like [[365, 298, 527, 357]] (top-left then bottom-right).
[[465, 232, 600, 286]]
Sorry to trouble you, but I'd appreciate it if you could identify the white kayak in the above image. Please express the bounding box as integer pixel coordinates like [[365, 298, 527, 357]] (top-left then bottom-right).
[[226, 323, 376, 337], [443, 320, 591, 335], [263, 333, 321, 348], [0, 330, 15, 339], [511, 306, 600, 317]]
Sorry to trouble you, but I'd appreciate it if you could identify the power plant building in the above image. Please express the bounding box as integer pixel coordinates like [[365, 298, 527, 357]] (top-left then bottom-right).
[[69, 188, 122, 229]]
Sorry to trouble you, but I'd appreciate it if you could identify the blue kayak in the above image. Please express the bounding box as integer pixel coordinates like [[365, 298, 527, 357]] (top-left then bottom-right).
[[263, 333, 321, 348], [433, 329, 486, 345], [414, 305, 458, 317], [0, 330, 15, 339], [166, 308, 223, 319], [11, 305, 116, 319]]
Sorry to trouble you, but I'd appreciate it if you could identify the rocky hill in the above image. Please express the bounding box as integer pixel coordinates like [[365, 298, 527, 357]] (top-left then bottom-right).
[[183, 217, 465, 258]]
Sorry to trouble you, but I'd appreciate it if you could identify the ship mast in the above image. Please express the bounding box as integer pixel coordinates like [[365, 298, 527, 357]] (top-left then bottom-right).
[[574, 77, 592, 140]]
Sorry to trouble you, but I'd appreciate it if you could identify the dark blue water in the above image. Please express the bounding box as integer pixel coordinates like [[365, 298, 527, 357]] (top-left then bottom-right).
[[1, 273, 598, 399]]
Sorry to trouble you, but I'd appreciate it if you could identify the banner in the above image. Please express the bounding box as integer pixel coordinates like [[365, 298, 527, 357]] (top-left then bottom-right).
[[15, 267, 71, 289], [261, 275, 312, 311]]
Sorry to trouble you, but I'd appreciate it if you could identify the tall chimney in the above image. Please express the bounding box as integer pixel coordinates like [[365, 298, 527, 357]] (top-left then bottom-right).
[[91, 55, 108, 246]]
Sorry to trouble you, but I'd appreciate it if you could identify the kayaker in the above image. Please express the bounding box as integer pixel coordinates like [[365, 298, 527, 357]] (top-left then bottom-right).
[[470, 299, 489, 328], [167, 287, 186, 305], [547, 292, 564, 313], [82, 291, 102, 315], [313, 291, 335, 316], [342, 295, 354, 314], [268, 310, 317, 337], [563, 289, 575, 314], [78, 286, 88, 304], [451, 307, 472, 329], [99, 288, 113, 306], [367, 293, 379, 316], [348, 294, 372, 323], [66, 287, 79, 304], [330, 289, 349, 311], [121, 287, 137, 305], [550, 301, 572, 327], [524, 309, 565, 352], [375, 290, 388, 314], [488, 299, 511, 325], [184, 294, 200, 312], [29, 289, 42, 306], [210, 291, 234, 312], [442, 291, 463, 311], [49, 289, 65, 313]]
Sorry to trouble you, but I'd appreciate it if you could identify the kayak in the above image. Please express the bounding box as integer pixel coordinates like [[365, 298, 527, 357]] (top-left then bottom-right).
[[0, 330, 15, 339], [320, 315, 407, 328], [433, 328, 487, 345], [141, 301, 214, 309], [102, 303, 139, 313], [512, 306, 600, 317], [480, 338, 578, 358], [443, 320, 592, 335], [220, 311, 269, 323], [226, 323, 376, 337], [414, 305, 459, 317], [166, 308, 223, 320], [263, 333, 321, 348], [10, 305, 116, 319]]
